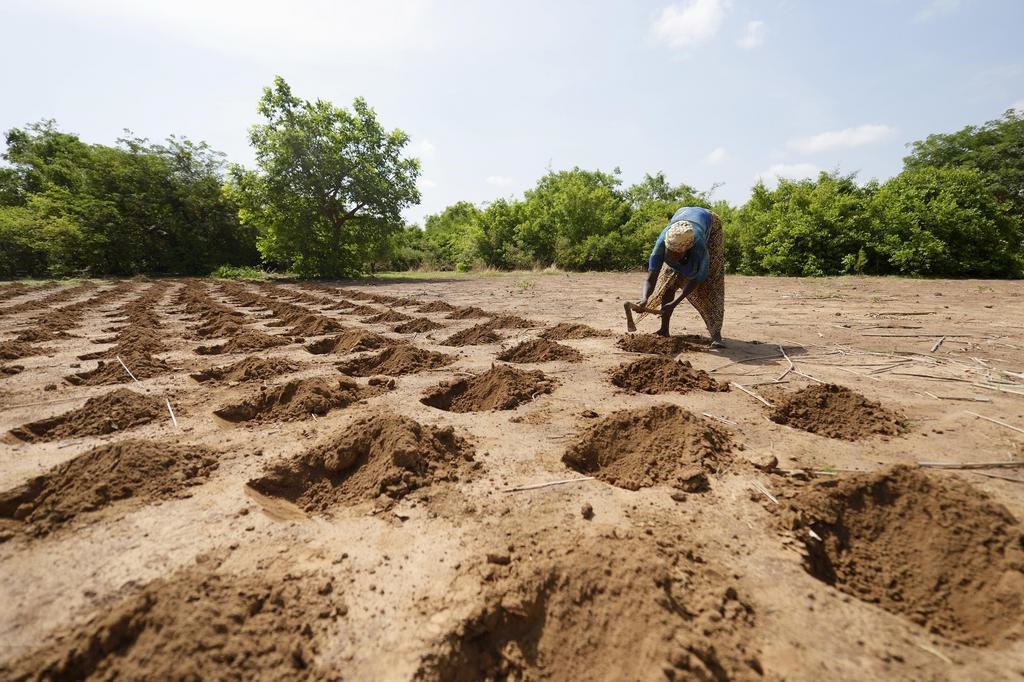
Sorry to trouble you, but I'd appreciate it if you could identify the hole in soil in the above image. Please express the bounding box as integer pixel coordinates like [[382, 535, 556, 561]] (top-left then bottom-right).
[[415, 532, 762, 682], [247, 412, 475, 512], [496, 338, 582, 364], [190, 357, 304, 383], [769, 384, 902, 441], [562, 404, 733, 492], [441, 324, 501, 347], [214, 377, 388, 423], [539, 323, 611, 340], [337, 346, 455, 377], [392, 318, 445, 334], [195, 330, 291, 355], [304, 330, 400, 355], [8, 389, 166, 442], [0, 558, 344, 678], [616, 334, 708, 355], [788, 466, 1024, 645], [0, 439, 217, 539], [421, 365, 555, 413], [610, 356, 728, 394]]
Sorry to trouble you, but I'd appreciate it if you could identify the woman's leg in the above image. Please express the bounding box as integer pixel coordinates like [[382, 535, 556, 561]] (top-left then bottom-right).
[[686, 214, 725, 344], [658, 279, 680, 336]]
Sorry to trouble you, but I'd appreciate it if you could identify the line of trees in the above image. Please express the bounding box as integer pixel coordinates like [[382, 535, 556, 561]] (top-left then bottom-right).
[[1, 78, 1021, 279]]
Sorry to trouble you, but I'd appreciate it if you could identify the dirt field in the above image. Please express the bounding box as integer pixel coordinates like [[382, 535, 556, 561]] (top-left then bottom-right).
[[0, 273, 1022, 680]]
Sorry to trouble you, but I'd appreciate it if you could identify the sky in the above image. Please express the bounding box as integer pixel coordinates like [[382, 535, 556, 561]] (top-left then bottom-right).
[[2, 0, 1023, 225]]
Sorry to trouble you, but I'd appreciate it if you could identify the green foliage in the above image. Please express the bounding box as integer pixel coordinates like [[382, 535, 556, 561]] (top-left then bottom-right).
[[421, 201, 482, 270], [210, 265, 266, 280], [230, 77, 420, 278]]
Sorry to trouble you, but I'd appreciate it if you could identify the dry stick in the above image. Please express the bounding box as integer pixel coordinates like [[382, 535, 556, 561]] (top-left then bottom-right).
[[917, 461, 1024, 470], [750, 480, 778, 504], [747, 379, 790, 387], [116, 354, 178, 428], [2, 395, 86, 410], [964, 411, 1024, 435], [974, 382, 1024, 398], [731, 382, 773, 408], [115, 354, 140, 383], [967, 471, 1024, 484], [930, 336, 946, 353], [165, 399, 178, 428], [702, 412, 738, 425], [776, 344, 794, 381], [793, 370, 825, 384], [503, 476, 595, 493], [710, 351, 784, 372], [922, 391, 991, 403]]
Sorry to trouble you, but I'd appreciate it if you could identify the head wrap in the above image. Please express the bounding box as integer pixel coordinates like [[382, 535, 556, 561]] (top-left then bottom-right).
[[665, 221, 695, 254]]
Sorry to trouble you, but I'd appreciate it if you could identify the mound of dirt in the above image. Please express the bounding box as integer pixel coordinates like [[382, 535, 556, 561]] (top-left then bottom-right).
[[214, 377, 386, 423], [339, 304, 381, 316], [769, 384, 902, 441], [416, 300, 456, 313], [422, 365, 555, 413], [441, 324, 501, 347], [9, 389, 165, 442], [496, 338, 583, 363], [362, 310, 411, 324], [65, 352, 173, 386], [0, 340, 44, 360], [0, 439, 217, 538], [484, 314, 535, 329], [562, 404, 733, 492], [416, 531, 762, 681], [1, 364, 24, 376], [539, 322, 611, 340], [337, 346, 455, 377], [196, 330, 291, 355], [610, 356, 728, 394], [446, 306, 490, 320], [616, 333, 707, 355], [248, 412, 475, 512], [191, 357, 303, 383], [305, 330, 399, 355], [14, 327, 68, 343], [287, 314, 343, 336], [786, 466, 1024, 645], [0, 558, 345, 679], [392, 317, 444, 334]]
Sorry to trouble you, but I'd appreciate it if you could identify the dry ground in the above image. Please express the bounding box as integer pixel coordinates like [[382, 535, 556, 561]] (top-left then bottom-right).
[[0, 273, 1022, 680]]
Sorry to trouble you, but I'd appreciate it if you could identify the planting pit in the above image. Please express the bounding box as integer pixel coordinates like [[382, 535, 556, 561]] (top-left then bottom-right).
[[305, 330, 400, 355], [337, 346, 455, 377], [214, 377, 387, 423], [421, 365, 555, 413], [190, 357, 304, 383], [609, 356, 728, 394], [9, 389, 165, 442], [196, 330, 291, 355], [441, 324, 501, 347], [769, 384, 902, 441], [496, 338, 583, 363], [65, 352, 173, 386], [446, 306, 490, 320], [539, 322, 611, 340], [562, 404, 733, 492], [616, 333, 708, 355], [392, 317, 444, 334]]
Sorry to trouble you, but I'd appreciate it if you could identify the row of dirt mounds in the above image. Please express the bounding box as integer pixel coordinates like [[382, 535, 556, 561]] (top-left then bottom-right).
[[496, 338, 582, 363], [8, 388, 165, 443], [784, 466, 1024, 646], [392, 317, 444, 334], [247, 412, 476, 513], [0, 555, 346, 680], [610, 356, 728, 394], [0, 439, 218, 540], [196, 329, 292, 355], [0, 280, 96, 315], [214, 377, 389, 423], [176, 280, 252, 339], [415, 530, 763, 682], [768, 383, 903, 441], [190, 356, 305, 383], [562, 404, 734, 492], [441, 323, 501, 347], [12, 280, 136, 345], [422, 365, 555, 413], [539, 322, 611, 340], [617, 333, 709, 355], [305, 329, 402, 355], [337, 346, 455, 377], [0, 282, 33, 302]]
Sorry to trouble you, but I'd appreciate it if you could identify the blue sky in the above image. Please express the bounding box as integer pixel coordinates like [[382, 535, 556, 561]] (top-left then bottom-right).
[[3, 0, 1023, 224]]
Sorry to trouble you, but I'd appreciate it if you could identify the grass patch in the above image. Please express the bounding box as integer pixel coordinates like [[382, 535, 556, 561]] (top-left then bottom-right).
[[210, 265, 268, 281]]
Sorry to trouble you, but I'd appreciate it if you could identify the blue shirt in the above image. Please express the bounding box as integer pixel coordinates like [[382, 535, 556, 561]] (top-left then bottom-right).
[[648, 206, 713, 282]]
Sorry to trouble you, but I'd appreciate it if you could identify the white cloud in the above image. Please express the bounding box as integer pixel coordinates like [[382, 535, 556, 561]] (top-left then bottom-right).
[[914, 0, 961, 23], [788, 124, 894, 154], [737, 20, 765, 49], [412, 139, 436, 157], [485, 175, 513, 187], [419, 178, 437, 189], [755, 163, 821, 184], [651, 0, 731, 51], [705, 146, 728, 164]]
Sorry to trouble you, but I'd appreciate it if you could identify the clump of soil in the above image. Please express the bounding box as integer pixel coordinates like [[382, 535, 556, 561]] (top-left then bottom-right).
[[446, 306, 490, 320], [610, 356, 728, 394], [0, 558, 344, 679], [192, 315, 247, 339], [0, 340, 44, 360], [416, 300, 456, 313], [769, 384, 902, 441], [562, 404, 733, 491], [65, 352, 173, 386], [422, 365, 555, 413], [1, 364, 24, 376], [393, 317, 444, 334], [191, 357, 303, 383], [497, 338, 582, 363], [442, 324, 501, 347], [15, 327, 68, 343], [485, 314, 535, 329], [248, 412, 475, 512], [0, 439, 217, 538], [616, 333, 707, 355], [362, 310, 411, 324], [338, 346, 455, 377], [540, 322, 611, 340], [9, 389, 165, 442], [339, 304, 381, 316], [305, 330, 400, 355], [214, 377, 386, 423], [196, 330, 291, 355], [287, 314, 344, 336], [416, 531, 762, 681], [786, 466, 1024, 645]]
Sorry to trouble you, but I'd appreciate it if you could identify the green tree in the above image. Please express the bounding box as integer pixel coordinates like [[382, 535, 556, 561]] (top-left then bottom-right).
[[231, 77, 420, 277], [475, 198, 528, 269], [421, 201, 482, 270]]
